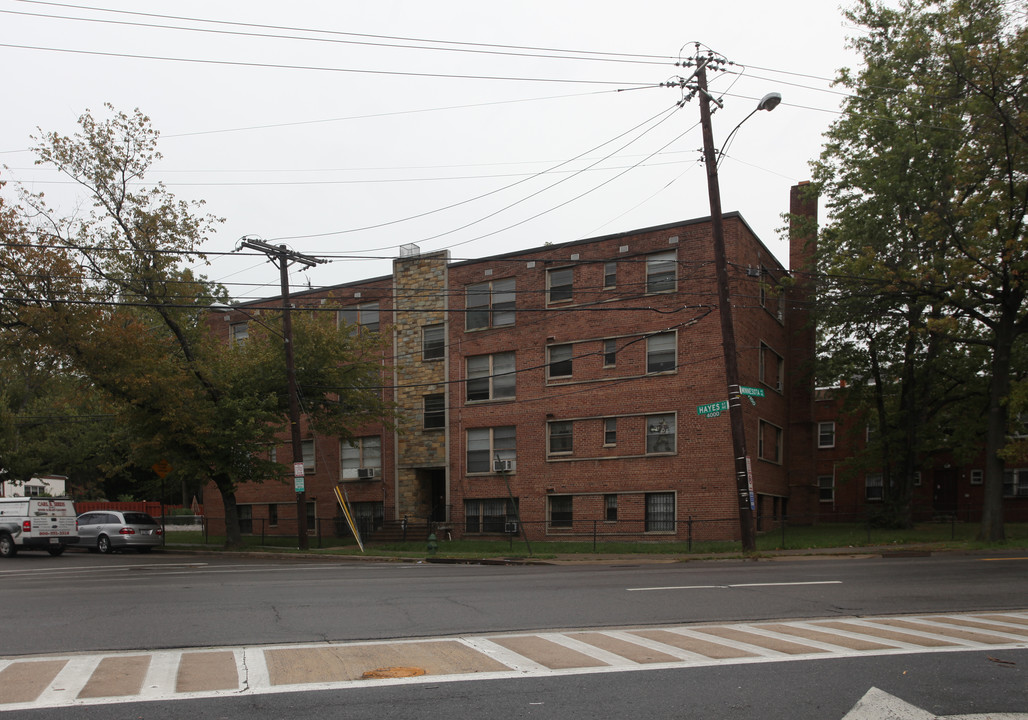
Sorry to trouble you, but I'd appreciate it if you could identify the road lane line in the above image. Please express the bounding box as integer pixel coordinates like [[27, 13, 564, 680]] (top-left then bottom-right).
[[627, 580, 842, 591]]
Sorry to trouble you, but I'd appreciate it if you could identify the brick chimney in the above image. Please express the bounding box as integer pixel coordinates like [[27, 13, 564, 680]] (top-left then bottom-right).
[[786, 181, 819, 519]]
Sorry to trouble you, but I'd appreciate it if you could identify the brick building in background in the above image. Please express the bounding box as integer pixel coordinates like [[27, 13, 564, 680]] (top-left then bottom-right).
[[205, 183, 819, 543]]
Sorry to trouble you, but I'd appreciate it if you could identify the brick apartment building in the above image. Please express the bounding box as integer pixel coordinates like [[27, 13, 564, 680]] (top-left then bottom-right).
[[205, 183, 820, 543], [814, 388, 1028, 524]]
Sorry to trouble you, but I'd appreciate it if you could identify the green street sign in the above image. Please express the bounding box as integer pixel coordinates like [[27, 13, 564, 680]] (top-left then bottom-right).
[[740, 386, 765, 398], [697, 401, 728, 416]]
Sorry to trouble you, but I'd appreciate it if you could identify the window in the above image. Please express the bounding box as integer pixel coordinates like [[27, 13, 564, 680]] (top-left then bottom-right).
[[1003, 469, 1028, 497], [230, 322, 249, 344], [465, 498, 518, 534], [548, 344, 573, 378], [646, 333, 676, 373], [866, 473, 884, 501], [24, 485, 43, 497], [603, 261, 617, 288], [603, 339, 617, 367], [760, 343, 784, 391], [605, 494, 618, 521], [970, 469, 983, 486], [268, 504, 278, 527], [422, 324, 444, 360], [548, 421, 573, 454], [339, 302, 380, 332], [547, 267, 573, 303], [646, 414, 676, 454], [645, 492, 675, 532], [467, 426, 516, 474], [466, 352, 516, 401], [913, 471, 922, 487], [341, 436, 382, 480], [302, 439, 316, 471], [549, 495, 573, 528], [238, 505, 253, 535], [818, 475, 835, 503], [646, 251, 677, 293], [424, 394, 445, 429], [758, 420, 783, 463], [818, 422, 836, 448], [603, 417, 617, 446], [466, 278, 515, 330]]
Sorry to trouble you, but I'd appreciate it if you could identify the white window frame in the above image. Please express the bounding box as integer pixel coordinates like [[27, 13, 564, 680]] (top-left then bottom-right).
[[759, 342, 784, 392], [338, 302, 380, 332], [646, 251, 677, 293], [645, 413, 676, 454], [817, 422, 836, 448], [970, 469, 983, 486], [341, 436, 382, 480], [547, 344, 573, 379], [466, 278, 516, 330], [467, 426, 516, 474], [466, 352, 516, 401], [646, 332, 676, 373], [547, 421, 573, 455], [866, 473, 884, 502], [818, 475, 835, 503], [230, 322, 249, 344], [547, 267, 574, 304], [422, 324, 444, 361], [758, 420, 783, 463], [301, 439, 316, 472]]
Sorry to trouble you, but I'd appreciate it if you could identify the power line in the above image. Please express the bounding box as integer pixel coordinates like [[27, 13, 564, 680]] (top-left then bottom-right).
[[0, 42, 661, 87], [14, 0, 677, 64]]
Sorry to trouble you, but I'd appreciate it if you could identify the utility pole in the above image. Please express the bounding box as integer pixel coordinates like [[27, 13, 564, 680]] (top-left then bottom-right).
[[694, 56, 757, 552], [239, 237, 324, 550]]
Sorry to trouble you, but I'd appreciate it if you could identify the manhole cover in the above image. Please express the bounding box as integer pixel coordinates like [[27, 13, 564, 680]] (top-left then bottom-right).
[[361, 666, 426, 679]]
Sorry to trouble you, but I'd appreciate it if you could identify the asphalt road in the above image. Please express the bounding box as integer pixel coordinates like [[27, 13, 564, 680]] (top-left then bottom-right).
[[1, 549, 1026, 656]]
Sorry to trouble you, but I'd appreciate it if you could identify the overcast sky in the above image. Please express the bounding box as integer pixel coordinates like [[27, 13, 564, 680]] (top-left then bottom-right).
[[0, 0, 860, 301]]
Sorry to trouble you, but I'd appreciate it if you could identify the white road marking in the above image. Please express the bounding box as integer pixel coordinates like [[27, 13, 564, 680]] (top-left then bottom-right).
[[627, 580, 843, 591], [0, 611, 1024, 713]]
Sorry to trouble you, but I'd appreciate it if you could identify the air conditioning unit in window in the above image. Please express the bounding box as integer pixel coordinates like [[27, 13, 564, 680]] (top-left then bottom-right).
[[493, 459, 515, 473], [356, 468, 377, 479]]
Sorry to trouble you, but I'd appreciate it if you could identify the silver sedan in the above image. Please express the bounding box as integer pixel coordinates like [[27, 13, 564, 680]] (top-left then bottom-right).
[[77, 511, 164, 553]]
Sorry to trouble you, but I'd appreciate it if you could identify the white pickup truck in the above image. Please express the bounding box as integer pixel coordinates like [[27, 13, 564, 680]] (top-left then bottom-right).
[[0, 497, 79, 557]]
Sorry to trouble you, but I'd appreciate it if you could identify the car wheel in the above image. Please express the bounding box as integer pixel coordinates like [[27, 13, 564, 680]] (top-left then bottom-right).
[[97, 535, 113, 554], [0, 533, 16, 558], [47, 545, 66, 557]]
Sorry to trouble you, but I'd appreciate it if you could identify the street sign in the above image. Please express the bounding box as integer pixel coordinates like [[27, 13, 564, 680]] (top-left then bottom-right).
[[293, 462, 305, 477], [740, 386, 765, 397], [697, 401, 728, 416], [151, 460, 172, 478], [294, 476, 305, 492]]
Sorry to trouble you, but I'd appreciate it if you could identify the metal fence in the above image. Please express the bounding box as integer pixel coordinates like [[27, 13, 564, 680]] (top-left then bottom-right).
[[187, 506, 1027, 551]]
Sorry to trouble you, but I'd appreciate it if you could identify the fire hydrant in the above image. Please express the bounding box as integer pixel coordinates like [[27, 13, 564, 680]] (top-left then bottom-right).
[[427, 533, 438, 555]]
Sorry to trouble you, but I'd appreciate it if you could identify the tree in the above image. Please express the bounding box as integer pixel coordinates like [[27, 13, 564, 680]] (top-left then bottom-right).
[[812, 0, 1027, 539], [0, 106, 391, 546]]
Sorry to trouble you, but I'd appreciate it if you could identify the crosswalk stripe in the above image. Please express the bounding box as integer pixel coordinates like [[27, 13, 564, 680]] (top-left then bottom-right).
[[0, 611, 1024, 712]]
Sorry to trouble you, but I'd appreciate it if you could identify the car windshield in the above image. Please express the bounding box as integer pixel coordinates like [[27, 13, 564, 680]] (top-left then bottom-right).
[[123, 513, 158, 525]]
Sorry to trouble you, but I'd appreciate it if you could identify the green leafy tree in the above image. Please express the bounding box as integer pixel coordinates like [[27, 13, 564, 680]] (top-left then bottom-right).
[[812, 0, 1027, 539], [0, 106, 391, 546]]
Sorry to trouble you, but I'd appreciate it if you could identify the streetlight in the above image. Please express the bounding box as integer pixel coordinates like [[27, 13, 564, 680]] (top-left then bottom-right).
[[693, 58, 780, 552]]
